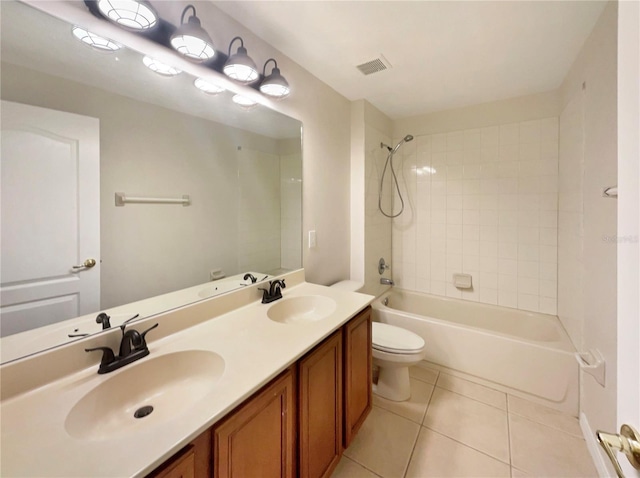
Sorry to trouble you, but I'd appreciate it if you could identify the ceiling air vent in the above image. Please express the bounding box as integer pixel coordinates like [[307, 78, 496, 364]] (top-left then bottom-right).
[[356, 55, 391, 76]]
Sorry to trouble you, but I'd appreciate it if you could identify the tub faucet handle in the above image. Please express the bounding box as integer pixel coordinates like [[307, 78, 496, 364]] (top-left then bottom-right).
[[378, 258, 390, 275]]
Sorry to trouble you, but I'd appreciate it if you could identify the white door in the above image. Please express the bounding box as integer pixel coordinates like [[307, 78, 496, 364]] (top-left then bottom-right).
[[613, 2, 640, 476], [0, 101, 100, 336]]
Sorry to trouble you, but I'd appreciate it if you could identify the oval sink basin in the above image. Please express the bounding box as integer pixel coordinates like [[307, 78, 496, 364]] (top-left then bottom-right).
[[267, 296, 337, 324], [65, 350, 225, 441]]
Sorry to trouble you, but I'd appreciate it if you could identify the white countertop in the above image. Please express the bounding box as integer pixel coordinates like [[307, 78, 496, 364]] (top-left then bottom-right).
[[0, 280, 373, 477]]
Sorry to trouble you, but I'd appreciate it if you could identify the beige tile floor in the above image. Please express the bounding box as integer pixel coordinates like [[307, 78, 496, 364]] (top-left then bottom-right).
[[333, 363, 598, 478]]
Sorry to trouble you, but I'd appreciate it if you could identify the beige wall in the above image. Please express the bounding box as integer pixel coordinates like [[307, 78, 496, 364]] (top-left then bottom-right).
[[162, 1, 353, 286], [351, 100, 394, 295], [558, 0, 618, 455], [390, 93, 561, 312]]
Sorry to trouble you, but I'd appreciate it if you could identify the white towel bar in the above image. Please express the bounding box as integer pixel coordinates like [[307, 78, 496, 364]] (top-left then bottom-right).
[[115, 192, 190, 206]]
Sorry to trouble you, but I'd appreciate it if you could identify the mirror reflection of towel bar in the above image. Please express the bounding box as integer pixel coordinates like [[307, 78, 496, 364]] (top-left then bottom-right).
[[115, 192, 190, 206]]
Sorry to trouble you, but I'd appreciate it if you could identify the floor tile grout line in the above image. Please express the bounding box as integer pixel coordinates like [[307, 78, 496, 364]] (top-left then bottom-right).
[[422, 424, 512, 466], [401, 380, 439, 477], [408, 372, 438, 386], [507, 410, 586, 440], [341, 455, 384, 478], [506, 392, 514, 476], [372, 382, 436, 425], [432, 383, 508, 412], [371, 402, 425, 425], [401, 419, 424, 478]]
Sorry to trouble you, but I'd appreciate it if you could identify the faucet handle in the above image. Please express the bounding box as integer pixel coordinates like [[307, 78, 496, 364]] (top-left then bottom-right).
[[140, 323, 159, 345], [119, 314, 140, 333], [85, 346, 116, 366]]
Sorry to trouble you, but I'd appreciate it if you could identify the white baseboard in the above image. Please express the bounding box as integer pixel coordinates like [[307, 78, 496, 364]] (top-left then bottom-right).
[[580, 412, 615, 477]]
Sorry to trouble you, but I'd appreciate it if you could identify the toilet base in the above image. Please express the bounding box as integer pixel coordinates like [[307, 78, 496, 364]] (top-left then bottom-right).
[[374, 364, 412, 401]]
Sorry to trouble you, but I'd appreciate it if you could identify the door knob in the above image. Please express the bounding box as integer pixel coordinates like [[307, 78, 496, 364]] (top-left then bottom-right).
[[72, 258, 97, 270], [597, 424, 640, 477]]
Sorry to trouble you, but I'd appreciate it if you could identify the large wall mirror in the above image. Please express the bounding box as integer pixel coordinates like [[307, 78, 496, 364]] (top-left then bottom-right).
[[0, 0, 303, 363]]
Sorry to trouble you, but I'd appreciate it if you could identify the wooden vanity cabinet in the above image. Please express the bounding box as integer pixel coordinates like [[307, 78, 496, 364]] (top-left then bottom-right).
[[149, 306, 372, 478], [148, 429, 211, 478], [213, 368, 296, 478], [298, 330, 343, 478], [343, 307, 372, 448]]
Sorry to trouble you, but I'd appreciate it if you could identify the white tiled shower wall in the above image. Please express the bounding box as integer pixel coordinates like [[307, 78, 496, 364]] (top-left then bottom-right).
[[391, 118, 559, 314]]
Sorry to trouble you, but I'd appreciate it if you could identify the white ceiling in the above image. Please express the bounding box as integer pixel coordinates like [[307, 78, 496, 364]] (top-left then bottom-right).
[[214, 1, 608, 119]]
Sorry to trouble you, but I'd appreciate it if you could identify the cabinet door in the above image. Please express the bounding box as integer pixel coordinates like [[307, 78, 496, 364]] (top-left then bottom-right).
[[213, 369, 295, 478], [343, 307, 372, 448], [149, 445, 195, 478], [148, 429, 211, 478], [298, 331, 343, 478]]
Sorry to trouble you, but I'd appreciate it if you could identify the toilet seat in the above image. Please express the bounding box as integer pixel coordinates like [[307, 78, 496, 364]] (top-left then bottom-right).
[[372, 322, 424, 354]]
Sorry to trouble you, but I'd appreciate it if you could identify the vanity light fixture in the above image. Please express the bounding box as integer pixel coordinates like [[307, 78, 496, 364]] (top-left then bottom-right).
[[232, 94, 258, 110], [71, 26, 121, 52], [170, 5, 215, 62], [97, 0, 158, 31], [223, 37, 258, 84], [194, 78, 225, 95], [259, 59, 290, 99], [143, 56, 181, 77]]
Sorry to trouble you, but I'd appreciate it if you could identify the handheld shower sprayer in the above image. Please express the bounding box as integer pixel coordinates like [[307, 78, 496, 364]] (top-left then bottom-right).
[[378, 134, 414, 218], [392, 135, 414, 153]]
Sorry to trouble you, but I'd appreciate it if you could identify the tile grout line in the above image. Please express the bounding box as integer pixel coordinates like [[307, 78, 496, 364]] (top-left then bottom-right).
[[341, 455, 384, 478], [371, 403, 423, 426], [432, 383, 508, 413], [506, 394, 514, 477], [506, 405, 584, 439], [372, 381, 437, 425], [402, 372, 438, 478], [422, 424, 512, 467]]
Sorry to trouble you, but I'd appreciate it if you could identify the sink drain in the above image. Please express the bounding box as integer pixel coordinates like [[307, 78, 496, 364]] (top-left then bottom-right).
[[134, 405, 154, 419]]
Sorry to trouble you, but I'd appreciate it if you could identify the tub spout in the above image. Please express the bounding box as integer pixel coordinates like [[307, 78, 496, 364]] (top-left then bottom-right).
[[380, 278, 394, 286]]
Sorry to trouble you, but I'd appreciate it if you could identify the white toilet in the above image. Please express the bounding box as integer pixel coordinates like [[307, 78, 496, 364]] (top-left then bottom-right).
[[330, 280, 426, 402], [372, 322, 425, 401]]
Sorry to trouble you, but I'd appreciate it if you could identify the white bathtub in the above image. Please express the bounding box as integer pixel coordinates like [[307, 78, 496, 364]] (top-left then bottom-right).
[[372, 289, 579, 415]]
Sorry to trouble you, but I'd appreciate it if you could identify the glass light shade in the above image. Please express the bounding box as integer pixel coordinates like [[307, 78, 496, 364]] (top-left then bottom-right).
[[194, 78, 225, 95], [171, 34, 215, 61], [71, 26, 121, 52], [142, 56, 181, 77], [170, 14, 215, 62], [260, 67, 290, 98], [97, 0, 158, 31], [223, 47, 258, 83], [232, 94, 258, 110]]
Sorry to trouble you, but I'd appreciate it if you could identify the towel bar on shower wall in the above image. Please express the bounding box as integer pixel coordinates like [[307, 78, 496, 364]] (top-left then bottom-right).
[[115, 192, 191, 206]]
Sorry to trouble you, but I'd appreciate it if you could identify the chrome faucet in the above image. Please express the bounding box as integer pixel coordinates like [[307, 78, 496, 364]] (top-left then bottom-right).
[[85, 315, 158, 374], [259, 279, 286, 304], [380, 278, 394, 286]]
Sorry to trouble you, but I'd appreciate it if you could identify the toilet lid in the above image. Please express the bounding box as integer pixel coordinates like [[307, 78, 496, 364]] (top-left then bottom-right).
[[372, 322, 425, 353]]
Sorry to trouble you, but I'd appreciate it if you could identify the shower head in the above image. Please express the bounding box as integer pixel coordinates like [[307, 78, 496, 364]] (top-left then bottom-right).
[[391, 134, 414, 153]]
